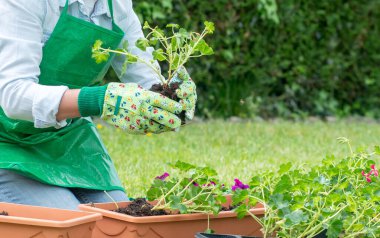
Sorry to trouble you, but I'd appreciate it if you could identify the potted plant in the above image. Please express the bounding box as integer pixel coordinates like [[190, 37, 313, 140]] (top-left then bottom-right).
[[79, 161, 265, 238], [92, 21, 215, 123], [228, 138, 380, 238], [0, 202, 101, 238]]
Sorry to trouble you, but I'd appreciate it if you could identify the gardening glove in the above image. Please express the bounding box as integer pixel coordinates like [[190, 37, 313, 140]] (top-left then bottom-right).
[[170, 67, 197, 121], [78, 83, 183, 134]]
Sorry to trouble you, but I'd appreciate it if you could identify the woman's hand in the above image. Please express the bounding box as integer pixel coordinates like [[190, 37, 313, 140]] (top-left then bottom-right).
[[171, 67, 197, 121], [101, 83, 183, 134]]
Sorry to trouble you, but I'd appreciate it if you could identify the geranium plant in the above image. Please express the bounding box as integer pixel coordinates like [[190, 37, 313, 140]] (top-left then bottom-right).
[[92, 21, 215, 86], [232, 138, 380, 238], [147, 161, 227, 232]]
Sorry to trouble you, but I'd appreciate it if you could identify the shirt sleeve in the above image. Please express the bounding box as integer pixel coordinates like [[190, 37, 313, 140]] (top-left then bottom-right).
[[0, 0, 69, 129], [111, 0, 161, 90]]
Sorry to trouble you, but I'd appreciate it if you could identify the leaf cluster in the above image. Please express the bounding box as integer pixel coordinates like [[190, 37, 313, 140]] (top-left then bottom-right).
[[92, 21, 214, 85], [232, 145, 380, 237], [146, 161, 226, 216]]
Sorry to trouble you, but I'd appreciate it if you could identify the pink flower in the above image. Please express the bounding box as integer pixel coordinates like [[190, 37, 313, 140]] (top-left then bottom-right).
[[362, 164, 379, 183], [370, 165, 379, 176], [155, 172, 169, 181], [231, 179, 249, 191]]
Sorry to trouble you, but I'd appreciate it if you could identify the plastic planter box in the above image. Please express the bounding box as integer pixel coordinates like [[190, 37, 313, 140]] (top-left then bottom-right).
[[79, 197, 265, 238], [0, 202, 102, 238]]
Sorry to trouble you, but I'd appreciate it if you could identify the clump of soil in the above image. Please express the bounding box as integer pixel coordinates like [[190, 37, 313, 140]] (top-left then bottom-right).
[[0, 211, 8, 216], [113, 198, 169, 217], [221, 204, 239, 211], [150, 83, 186, 125]]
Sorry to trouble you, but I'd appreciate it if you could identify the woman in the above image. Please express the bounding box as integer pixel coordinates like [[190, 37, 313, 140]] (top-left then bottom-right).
[[0, 0, 196, 210]]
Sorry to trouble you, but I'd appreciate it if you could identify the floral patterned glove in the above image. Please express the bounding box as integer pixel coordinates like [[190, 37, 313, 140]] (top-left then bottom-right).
[[170, 67, 197, 120], [101, 83, 183, 134]]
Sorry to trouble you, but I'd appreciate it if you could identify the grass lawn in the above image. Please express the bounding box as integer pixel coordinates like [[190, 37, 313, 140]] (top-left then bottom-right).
[[98, 119, 380, 197]]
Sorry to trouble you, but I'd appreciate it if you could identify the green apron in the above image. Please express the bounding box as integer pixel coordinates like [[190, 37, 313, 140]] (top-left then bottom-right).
[[0, 0, 125, 191]]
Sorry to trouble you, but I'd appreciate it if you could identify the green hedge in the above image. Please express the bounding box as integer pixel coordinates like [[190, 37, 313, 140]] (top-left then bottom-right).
[[117, 0, 380, 118]]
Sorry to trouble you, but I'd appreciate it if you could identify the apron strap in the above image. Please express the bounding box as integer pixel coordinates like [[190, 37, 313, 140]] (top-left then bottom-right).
[[63, 0, 69, 13], [107, 0, 116, 23]]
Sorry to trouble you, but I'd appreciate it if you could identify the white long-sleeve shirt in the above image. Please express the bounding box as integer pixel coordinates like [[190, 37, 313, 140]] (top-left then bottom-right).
[[0, 0, 160, 129]]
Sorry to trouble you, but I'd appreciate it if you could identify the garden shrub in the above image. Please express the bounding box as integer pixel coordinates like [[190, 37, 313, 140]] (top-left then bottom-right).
[[107, 0, 380, 119]]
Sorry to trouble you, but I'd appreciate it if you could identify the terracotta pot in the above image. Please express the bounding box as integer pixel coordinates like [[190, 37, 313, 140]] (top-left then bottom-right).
[[78, 196, 265, 238], [0, 202, 102, 238]]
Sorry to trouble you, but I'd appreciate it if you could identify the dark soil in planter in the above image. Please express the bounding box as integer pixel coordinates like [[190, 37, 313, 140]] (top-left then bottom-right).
[[113, 198, 169, 217], [221, 204, 240, 211], [0, 211, 8, 216], [150, 83, 186, 125], [113, 198, 237, 217]]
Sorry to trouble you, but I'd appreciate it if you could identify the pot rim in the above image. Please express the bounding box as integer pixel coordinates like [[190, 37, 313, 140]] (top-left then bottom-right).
[[0, 202, 102, 227]]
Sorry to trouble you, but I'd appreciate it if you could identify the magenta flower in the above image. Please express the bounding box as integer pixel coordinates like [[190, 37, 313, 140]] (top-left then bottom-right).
[[362, 164, 379, 183], [371, 165, 379, 176], [231, 179, 249, 191], [155, 172, 169, 181]]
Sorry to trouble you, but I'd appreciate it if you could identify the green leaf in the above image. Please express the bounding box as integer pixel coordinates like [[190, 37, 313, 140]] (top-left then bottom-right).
[[274, 175, 292, 194], [179, 28, 190, 39], [121, 60, 128, 76], [269, 194, 289, 209], [146, 187, 161, 201], [249, 176, 261, 187], [279, 162, 292, 174], [215, 195, 227, 204], [143, 21, 150, 29], [122, 40, 129, 51], [204, 21, 215, 34], [149, 37, 159, 46], [152, 28, 165, 38], [135, 38, 150, 51], [234, 204, 249, 219], [232, 189, 249, 206], [327, 220, 343, 238], [166, 23, 180, 29], [153, 49, 167, 61], [92, 51, 109, 64], [93, 40, 103, 51], [200, 166, 217, 177], [126, 54, 138, 63], [194, 39, 214, 55], [375, 146, 380, 155], [171, 161, 196, 172], [205, 228, 215, 234], [284, 210, 308, 226], [171, 37, 178, 52]]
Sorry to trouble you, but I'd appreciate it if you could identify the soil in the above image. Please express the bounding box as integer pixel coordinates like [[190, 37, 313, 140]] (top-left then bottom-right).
[[113, 198, 169, 217], [114, 198, 237, 217], [221, 204, 239, 211], [0, 211, 8, 216], [150, 83, 186, 125]]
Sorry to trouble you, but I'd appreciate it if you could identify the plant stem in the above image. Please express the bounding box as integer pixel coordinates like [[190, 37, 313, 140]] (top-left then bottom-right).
[[100, 47, 166, 84], [167, 29, 208, 84], [103, 190, 119, 210]]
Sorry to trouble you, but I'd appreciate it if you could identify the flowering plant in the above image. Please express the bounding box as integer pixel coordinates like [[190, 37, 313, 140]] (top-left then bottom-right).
[[232, 138, 380, 238], [146, 161, 227, 232]]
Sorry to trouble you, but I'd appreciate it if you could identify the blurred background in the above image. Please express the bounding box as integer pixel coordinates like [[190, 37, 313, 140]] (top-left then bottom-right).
[[118, 0, 380, 120], [102, 0, 380, 196]]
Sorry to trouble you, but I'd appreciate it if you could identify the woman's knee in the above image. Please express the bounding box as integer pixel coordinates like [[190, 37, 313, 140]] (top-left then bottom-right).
[[0, 169, 80, 210]]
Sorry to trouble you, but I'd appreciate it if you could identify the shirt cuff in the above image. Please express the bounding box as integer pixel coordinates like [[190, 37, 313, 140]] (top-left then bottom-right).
[[32, 84, 69, 129], [78, 85, 107, 117]]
